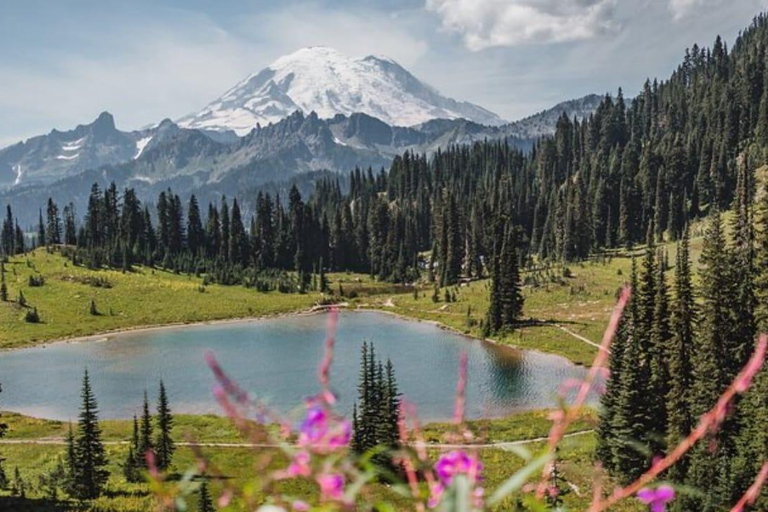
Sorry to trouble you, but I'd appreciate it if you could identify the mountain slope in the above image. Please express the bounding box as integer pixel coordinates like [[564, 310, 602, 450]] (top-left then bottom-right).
[[0, 113, 139, 189], [177, 47, 506, 135], [504, 94, 603, 139]]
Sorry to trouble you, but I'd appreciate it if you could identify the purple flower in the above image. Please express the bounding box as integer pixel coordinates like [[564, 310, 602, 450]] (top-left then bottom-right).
[[637, 485, 676, 512], [317, 473, 345, 501], [286, 451, 311, 478], [434, 450, 483, 486], [298, 403, 351, 452], [430, 450, 484, 508], [300, 405, 328, 445]]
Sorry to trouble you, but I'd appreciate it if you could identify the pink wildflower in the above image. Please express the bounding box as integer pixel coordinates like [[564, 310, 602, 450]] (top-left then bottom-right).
[[430, 450, 484, 508], [637, 485, 675, 512], [287, 451, 311, 478], [317, 473, 345, 501], [434, 450, 483, 486], [292, 500, 310, 511], [298, 403, 351, 452]]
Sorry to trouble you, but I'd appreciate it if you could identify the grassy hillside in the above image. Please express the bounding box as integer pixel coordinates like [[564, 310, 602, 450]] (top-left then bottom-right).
[[366, 234, 705, 366], [1, 233, 705, 365], [0, 410, 643, 512], [0, 249, 403, 350]]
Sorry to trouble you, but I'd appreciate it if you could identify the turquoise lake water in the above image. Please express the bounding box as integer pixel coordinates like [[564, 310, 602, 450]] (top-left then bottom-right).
[[0, 311, 589, 421]]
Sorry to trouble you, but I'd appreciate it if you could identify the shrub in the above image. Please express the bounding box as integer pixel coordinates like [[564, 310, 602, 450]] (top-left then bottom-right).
[[27, 275, 45, 287], [24, 307, 40, 323]]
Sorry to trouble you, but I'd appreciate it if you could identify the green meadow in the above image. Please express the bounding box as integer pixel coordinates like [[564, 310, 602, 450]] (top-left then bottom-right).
[[0, 410, 643, 512]]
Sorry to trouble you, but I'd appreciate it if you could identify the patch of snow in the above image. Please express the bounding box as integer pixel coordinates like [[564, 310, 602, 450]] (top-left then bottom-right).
[[130, 175, 155, 184], [134, 136, 152, 159], [62, 136, 86, 151], [332, 136, 347, 147], [13, 164, 22, 186], [56, 153, 79, 160]]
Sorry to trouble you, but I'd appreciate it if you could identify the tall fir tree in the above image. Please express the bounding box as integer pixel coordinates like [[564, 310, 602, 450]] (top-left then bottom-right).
[[71, 370, 109, 499], [665, 226, 696, 483], [139, 391, 154, 467], [685, 210, 733, 512], [198, 480, 215, 512], [155, 380, 175, 471]]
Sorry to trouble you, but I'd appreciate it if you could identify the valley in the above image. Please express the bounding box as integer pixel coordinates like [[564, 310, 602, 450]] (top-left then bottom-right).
[[2, 4, 768, 511]]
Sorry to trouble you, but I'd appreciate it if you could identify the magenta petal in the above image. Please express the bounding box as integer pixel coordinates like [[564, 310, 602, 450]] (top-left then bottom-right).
[[654, 485, 675, 502], [637, 488, 656, 503]]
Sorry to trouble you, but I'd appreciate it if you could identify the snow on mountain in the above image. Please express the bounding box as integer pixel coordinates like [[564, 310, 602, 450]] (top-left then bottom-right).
[[134, 136, 153, 159], [178, 47, 506, 135]]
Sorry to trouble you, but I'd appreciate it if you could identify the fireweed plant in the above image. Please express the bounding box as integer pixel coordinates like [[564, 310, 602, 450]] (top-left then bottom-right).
[[148, 289, 768, 511]]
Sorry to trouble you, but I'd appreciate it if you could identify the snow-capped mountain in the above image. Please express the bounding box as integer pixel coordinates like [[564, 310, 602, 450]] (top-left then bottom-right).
[[177, 47, 506, 135]]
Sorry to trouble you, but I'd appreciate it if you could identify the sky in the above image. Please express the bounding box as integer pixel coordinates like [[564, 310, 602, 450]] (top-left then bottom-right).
[[0, 0, 765, 147]]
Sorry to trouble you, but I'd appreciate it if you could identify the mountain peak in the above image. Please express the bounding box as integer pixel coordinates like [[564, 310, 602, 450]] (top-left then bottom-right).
[[93, 111, 116, 129], [177, 47, 505, 135]]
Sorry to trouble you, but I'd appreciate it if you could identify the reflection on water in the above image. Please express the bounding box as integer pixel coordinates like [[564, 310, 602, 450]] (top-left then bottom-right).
[[0, 311, 591, 421]]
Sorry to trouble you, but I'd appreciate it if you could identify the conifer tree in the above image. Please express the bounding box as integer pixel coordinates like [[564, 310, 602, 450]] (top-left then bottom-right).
[[352, 343, 401, 467], [198, 480, 215, 512], [648, 247, 670, 451], [665, 227, 695, 482], [685, 210, 732, 511], [155, 380, 175, 471], [37, 208, 46, 247], [123, 415, 141, 483], [596, 291, 630, 471], [139, 391, 154, 467], [65, 423, 77, 494], [71, 370, 109, 499], [498, 227, 524, 327], [46, 198, 62, 246]]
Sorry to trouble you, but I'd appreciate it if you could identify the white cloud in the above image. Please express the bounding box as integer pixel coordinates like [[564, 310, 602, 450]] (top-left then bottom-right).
[[425, 0, 620, 50], [668, 0, 706, 20]]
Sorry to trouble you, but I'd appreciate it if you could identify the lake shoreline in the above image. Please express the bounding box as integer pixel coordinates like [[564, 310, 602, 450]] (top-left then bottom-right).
[[2, 302, 583, 369]]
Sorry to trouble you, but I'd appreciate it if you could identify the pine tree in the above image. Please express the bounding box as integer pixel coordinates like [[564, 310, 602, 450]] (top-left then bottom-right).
[[685, 210, 732, 511], [0, 272, 7, 302], [610, 256, 652, 483], [71, 370, 109, 499], [155, 380, 175, 471], [596, 298, 630, 471], [37, 208, 46, 247], [198, 480, 215, 512], [498, 227, 524, 327], [46, 198, 62, 246], [139, 391, 154, 467], [648, 247, 670, 453], [665, 227, 695, 483], [65, 423, 77, 495], [123, 415, 141, 483], [352, 343, 400, 466]]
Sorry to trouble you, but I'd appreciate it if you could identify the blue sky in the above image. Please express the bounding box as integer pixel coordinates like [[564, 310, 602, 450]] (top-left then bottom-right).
[[0, 0, 764, 146]]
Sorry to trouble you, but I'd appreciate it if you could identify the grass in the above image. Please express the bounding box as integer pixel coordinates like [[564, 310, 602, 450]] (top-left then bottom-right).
[[1, 232, 706, 366], [0, 410, 643, 512], [361, 236, 706, 366], [0, 249, 400, 350]]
